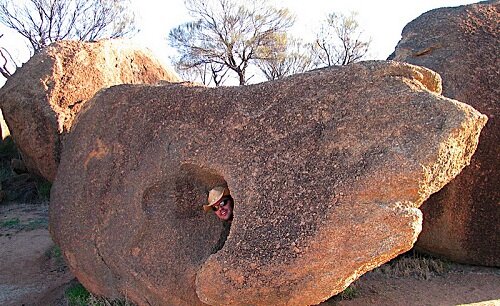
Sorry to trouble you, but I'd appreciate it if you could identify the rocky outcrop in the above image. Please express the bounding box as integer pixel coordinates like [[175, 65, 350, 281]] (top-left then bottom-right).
[[391, 1, 499, 266], [50, 61, 487, 305], [0, 40, 181, 182]]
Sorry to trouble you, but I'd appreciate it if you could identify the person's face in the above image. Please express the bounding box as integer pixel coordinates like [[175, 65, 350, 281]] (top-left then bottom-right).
[[213, 197, 233, 221]]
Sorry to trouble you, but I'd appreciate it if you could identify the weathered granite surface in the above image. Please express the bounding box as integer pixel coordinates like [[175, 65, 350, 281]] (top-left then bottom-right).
[[391, 0, 499, 266], [50, 61, 487, 305], [0, 39, 181, 181]]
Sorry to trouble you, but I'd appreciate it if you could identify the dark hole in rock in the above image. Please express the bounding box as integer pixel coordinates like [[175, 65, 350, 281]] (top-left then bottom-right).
[[211, 218, 231, 254], [139, 163, 232, 269], [175, 164, 233, 254], [174, 164, 233, 254]]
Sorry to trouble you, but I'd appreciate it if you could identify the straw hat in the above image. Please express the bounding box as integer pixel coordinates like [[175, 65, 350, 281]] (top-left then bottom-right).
[[203, 186, 230, 212]]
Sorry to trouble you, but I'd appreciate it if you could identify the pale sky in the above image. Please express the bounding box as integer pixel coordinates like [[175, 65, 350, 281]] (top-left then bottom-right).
[[129, 0, 479, 65], [0, 0, 480, 86]]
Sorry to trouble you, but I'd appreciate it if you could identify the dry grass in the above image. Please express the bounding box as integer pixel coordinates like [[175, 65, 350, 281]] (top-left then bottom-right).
[[65, 282, 136, 306], [371, 249, 450, 280], [87, 294, 136, 306]]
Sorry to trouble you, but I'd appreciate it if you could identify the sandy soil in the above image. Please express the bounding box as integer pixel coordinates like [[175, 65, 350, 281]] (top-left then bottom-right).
[[323, 266, 500, 306], [0, 202, 73, 306], [1, 202, 499, 306]]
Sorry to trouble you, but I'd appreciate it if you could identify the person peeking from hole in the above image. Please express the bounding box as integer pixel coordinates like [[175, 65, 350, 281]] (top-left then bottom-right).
[[203, 186, 234, 222]]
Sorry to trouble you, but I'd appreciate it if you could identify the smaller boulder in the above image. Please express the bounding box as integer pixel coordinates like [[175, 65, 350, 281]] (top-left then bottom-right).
[[391, 1, 499, 266], [0, 39, 181, 182]]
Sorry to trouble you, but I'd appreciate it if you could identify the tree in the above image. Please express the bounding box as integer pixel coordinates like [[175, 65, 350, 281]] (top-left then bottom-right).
[[0, 33, 16, 78], [0, 0, 136, 78], [312, 12, 370, 67], [256, 37, 314, 81], [169, 20, 230, 87], [169, 0, 294, 86], [174, 60, 229, 87]]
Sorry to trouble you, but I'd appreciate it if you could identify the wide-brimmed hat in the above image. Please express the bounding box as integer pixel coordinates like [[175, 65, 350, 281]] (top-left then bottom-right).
[[203, 186, 230, 212]]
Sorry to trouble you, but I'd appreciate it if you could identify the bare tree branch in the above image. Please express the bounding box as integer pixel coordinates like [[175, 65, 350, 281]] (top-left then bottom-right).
[[169, 0, 294, 85], [256, 37, 314, 81], [0, 0, 137, 79], [311, 11, 371, 67], [0, 48, 13, 78], [0, 33, 17, 78]]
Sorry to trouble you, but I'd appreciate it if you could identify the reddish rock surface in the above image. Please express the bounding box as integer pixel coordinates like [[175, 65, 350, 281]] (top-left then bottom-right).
[[391, 1, 499, 266], [0, 40, 181, 182], [50, 61, 486, 305]]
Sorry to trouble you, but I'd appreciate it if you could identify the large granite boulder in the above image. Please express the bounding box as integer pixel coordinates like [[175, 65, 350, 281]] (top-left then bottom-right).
[[50, 61, 487, 305], [0, 40, 181, 182], [391, 1, 499, 266]]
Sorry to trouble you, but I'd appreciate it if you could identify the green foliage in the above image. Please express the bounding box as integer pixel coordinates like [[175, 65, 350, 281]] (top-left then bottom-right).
[[45, 244, 67, 272], [66, 283, 91, 306], [87, 295, 136, 306], [24, 218, 48, 230], [0, 217, 20, 228], [0, 136, 18, 159], [0, 136, 50, 203], [0, 217, 47, 231], [327, 283, 360, 303], [0, 166, 11, 182], [0, 137, 18, 188], [45, 244, 63, 259], [65, 282, 136, 306], [36, 180, 52, 200], [256, 37, 314, 80], [339, 285, 358, 300]]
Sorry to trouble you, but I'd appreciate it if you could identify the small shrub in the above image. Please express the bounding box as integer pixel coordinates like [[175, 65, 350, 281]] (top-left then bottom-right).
[[87, 294, 136, 306], [339, 285, 358, 300], [1, 217, 20, 229], [45, 244, 67, 272], [36, 180, 52, 200], [65, 282, 136, 306], [66, 283, 91, 306], [2, 173, 38, 202], [0, 137, 19, 159], [1, 217, 48, 232], [372, 249, 450, 280], [327, 283, 360, 303], [25, 218, 49, 230], [46, 245, 63, 259], [0, 167, 12, 182]]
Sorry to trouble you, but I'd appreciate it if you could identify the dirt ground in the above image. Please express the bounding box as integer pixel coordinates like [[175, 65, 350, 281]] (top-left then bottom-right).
[[1, 202, 499, 306], [0, 202, 73, 306], [323, 266, 500, 306]]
